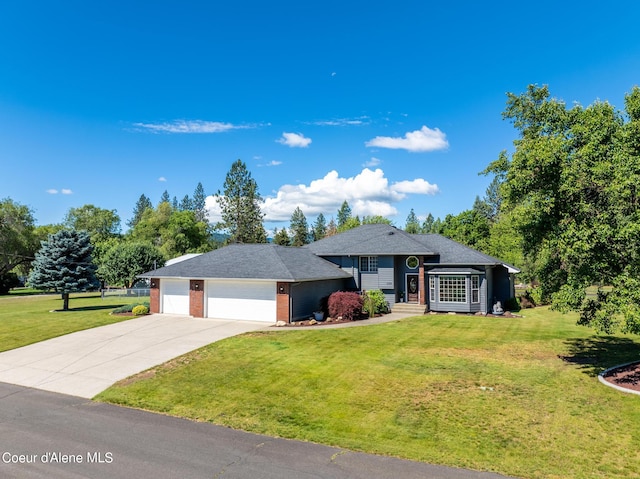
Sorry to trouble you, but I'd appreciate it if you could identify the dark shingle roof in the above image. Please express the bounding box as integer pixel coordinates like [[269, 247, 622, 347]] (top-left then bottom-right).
[[141, 243, 352, 281], [306, 224, 519, 272], [305, 224, 434, 256]]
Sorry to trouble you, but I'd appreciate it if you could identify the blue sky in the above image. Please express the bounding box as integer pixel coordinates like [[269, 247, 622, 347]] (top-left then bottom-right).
[[1, 1, 639, 234]]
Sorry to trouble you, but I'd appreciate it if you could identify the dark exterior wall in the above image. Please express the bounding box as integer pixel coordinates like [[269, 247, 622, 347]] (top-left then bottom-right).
[[189, 280, 204, 317], [491, 266, 513, 306], [291, 279, 347, 321], [150, 278, 160, 313], [323, 256, 359, 289]]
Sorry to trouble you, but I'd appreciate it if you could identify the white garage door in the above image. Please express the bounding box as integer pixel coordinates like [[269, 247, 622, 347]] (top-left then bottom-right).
[[161, 279, 190, 315], [207, 280, 276, 322]]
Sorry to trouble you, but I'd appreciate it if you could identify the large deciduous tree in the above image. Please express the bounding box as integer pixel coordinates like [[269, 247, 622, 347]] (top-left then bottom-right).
[[0, 198, 37, 293], [28, 230, 99, 310], [64, 205, 121, 243], [98, 242, 165, 288], [216, 160, 267, 244], [484, 84, 640, 333]]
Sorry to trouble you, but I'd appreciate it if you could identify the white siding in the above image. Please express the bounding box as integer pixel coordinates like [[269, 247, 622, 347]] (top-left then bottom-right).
[[161, 279, 190, 315], [207, 280, 276, 322]]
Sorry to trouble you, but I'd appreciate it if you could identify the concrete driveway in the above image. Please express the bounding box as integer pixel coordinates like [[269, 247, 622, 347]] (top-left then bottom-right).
[[0, 314, 267, 398]]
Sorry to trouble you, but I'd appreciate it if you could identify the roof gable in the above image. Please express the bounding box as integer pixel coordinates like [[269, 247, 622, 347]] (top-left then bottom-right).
[[142, 244, 351, 281]]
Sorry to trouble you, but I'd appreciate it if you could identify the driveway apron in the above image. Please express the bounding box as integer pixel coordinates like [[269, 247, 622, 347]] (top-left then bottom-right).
[[0, 314, 266, 398]]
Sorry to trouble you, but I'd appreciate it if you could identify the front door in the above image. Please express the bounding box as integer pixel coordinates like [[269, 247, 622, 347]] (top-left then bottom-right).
[[407, 274, 419, 303]]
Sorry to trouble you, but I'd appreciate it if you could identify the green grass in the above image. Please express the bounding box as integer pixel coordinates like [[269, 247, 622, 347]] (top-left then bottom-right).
[[0, 292, 148, 352], [96, 307, 640, 479]]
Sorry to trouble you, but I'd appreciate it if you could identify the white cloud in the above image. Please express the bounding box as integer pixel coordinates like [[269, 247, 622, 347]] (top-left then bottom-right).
[[392, 178, 439, 195], [365, 125, 449, 152], [205, 195, 223, 223], [259, 168, 439, 221], [134, 120, 251, 134], [277, 132, 312, 148], [46, 188, 73, 195], [309, 116, 370, 127], [264, 160, 282, 167], [158, 177, 167, 182], [205, 168, 438, 224], [363, 157, 381, 168]]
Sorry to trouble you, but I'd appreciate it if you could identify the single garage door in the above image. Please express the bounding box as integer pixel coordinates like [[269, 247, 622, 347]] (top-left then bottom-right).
[[161, 279, 190, 315], [207, 280, 276, 322]]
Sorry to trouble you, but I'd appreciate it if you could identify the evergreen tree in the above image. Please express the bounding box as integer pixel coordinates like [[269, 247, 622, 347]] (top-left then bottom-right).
[[404, 208, 420, 233], [337, 201, 352, 228], [192, 182, 207, 222], [28, 230, 99, 310], [171, 196, 179, 210], [160, 190, 170, 205], [289, 207, 310, 246], [422, 213, 435, 233], [128, 194, 152, 229], [179, 194, 193, 212], [216, 160, 267, 244], [273, 227, 291, 246], [362, 215, 392, 224], [311, 213, 327, 241]]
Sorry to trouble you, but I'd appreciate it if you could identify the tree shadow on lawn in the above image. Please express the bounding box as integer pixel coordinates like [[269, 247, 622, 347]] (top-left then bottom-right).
[[560, 336, 640, 376], [53, 304, 126, 312]]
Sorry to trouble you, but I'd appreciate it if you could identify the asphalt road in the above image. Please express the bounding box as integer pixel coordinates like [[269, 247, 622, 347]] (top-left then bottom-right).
[[0, 383, 514, 479]]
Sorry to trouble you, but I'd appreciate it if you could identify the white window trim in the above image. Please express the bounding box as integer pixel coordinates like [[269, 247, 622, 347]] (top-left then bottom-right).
[[471, 275, 480, 304], [360, 256, 378, 273]]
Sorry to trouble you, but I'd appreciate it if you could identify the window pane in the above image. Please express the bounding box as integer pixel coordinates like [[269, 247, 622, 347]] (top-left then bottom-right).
[[439, 276, 466, 303]]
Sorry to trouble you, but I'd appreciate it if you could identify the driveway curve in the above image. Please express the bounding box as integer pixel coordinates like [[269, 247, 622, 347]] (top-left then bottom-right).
[[0, 314, 267, 398]]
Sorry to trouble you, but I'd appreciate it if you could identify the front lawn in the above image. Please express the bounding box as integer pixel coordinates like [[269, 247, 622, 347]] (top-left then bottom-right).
[[0, 293, 148, 352], [97, 308, 640, 479]]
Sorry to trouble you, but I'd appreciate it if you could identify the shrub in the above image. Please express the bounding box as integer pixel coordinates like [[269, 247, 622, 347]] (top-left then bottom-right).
[[132, 305, 149, 316], [504, 297, 521, 311], [328, 291, 363, 321], [363, 289, 389, 315], [113, 302, 150, 314]]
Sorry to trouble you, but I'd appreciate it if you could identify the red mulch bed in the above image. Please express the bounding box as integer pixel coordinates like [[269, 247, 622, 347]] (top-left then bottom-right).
[[602, 362, 640, 393]]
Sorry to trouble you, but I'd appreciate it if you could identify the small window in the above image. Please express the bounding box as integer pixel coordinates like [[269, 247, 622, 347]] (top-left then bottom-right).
[[360, 256, 378, 272], [429, 275, 436, 302], [406, 256, 419, 269], [471, 275, 480, 304]]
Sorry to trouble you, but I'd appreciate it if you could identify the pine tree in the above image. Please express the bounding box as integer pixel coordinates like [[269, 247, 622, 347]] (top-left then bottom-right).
[[337, 201, 352, 228], [405, 208, 420, 234], [311, 213, 327, 241], [289, 207, 310, 246], [273, 227, 291, 246], [422, 213, 435, 233], [160, 190, 170, 205], [216, 160, 267, 244], [179, 194, 193, 212], [192, 182, 207, 222], [28, 230, 99, 310], [128, 194, 152, 228]]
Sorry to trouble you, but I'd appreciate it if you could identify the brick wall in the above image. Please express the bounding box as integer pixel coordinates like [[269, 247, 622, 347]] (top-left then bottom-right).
[[276, 282, 290, 323], [150, 278, 160, 313], [190, 280, 204, 317]]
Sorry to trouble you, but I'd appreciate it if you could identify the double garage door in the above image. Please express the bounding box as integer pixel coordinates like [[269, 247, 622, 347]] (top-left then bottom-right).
[[160, 279, 276, 322]]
